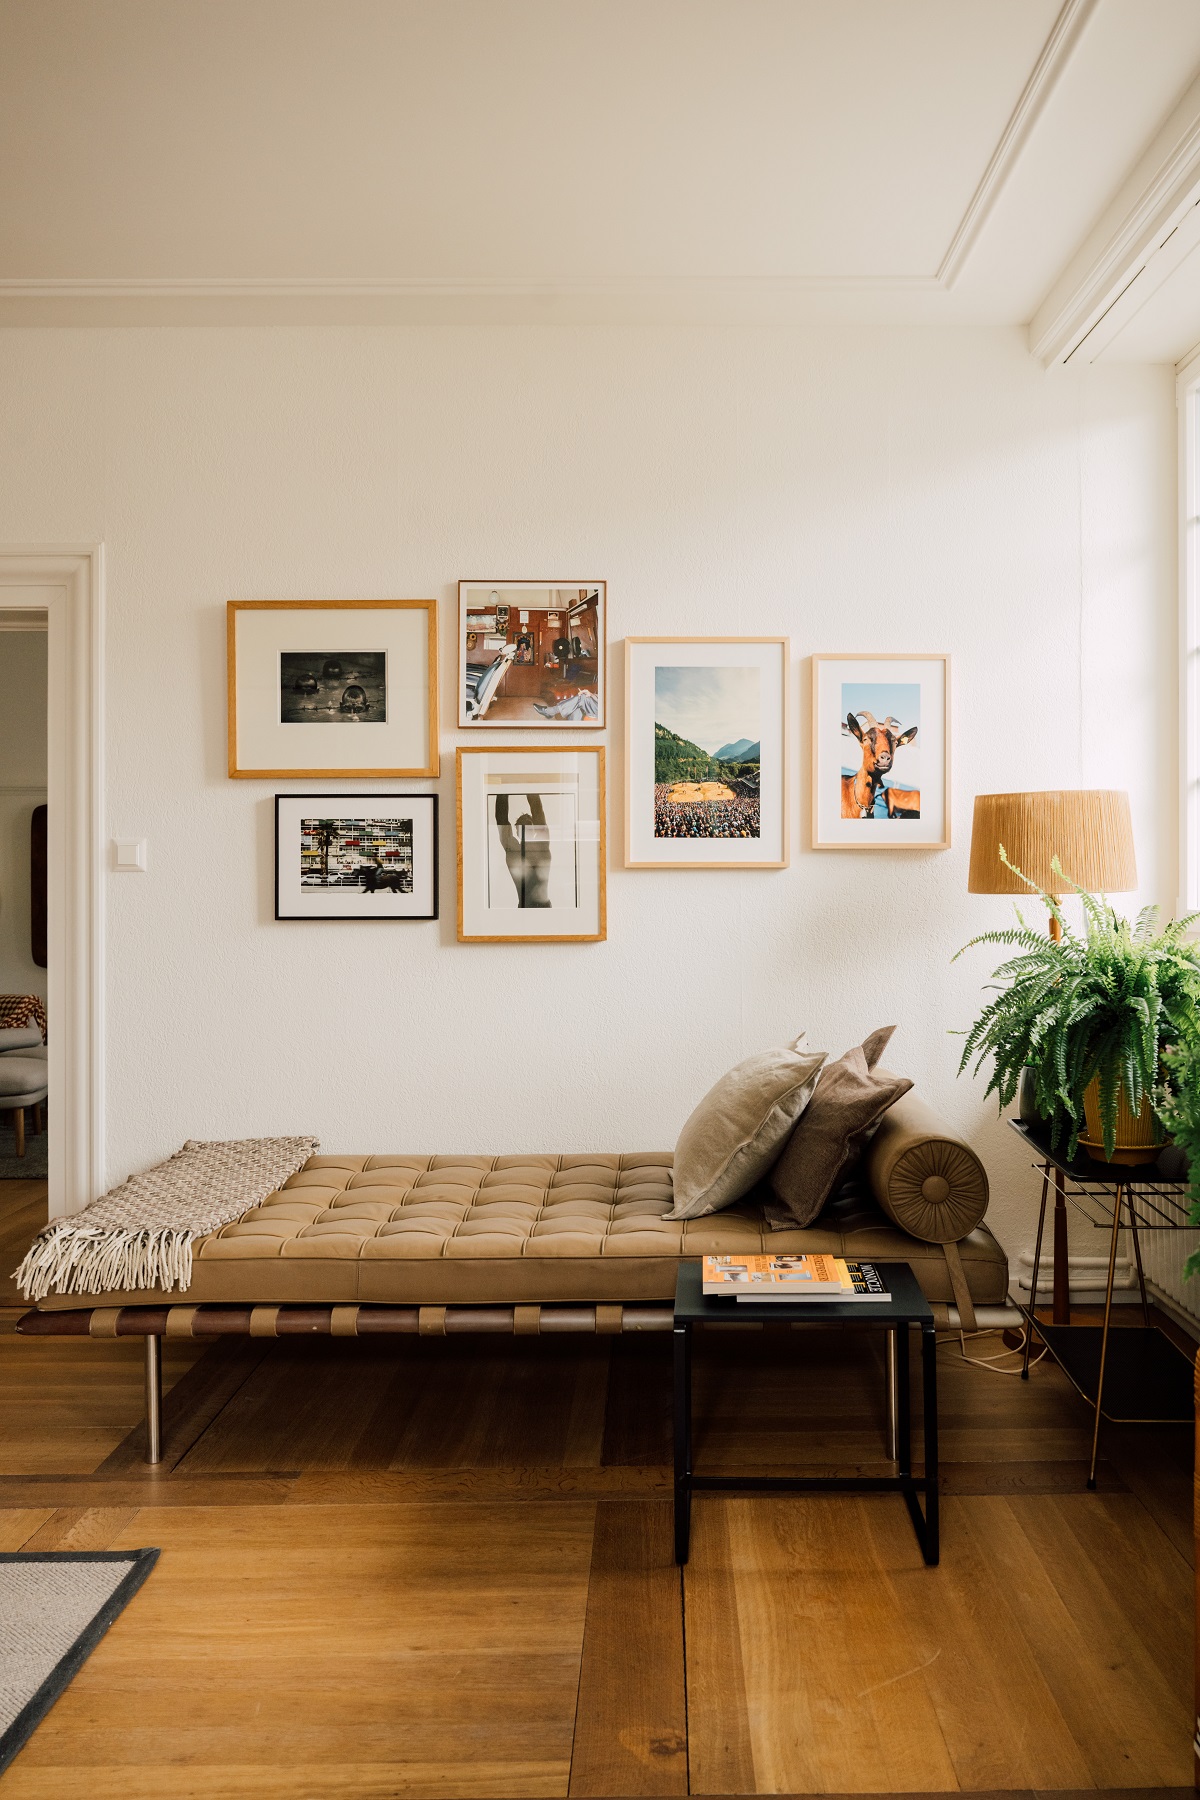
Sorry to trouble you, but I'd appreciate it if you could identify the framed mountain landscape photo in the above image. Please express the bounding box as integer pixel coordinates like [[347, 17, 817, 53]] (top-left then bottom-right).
[[811, 653, 950, 849], [624, 637, 788, 869]]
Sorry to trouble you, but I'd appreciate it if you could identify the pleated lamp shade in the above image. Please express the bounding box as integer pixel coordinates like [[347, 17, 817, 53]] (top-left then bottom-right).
[[967, 790, 1137, 895]]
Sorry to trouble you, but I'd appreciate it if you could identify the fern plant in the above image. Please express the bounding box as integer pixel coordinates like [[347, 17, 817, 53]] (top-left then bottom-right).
[[955, 853, 1200, 1159]]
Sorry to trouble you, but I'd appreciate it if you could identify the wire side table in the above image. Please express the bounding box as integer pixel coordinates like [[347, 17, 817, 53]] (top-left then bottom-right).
[[1011, 1119, 1196, 1487]]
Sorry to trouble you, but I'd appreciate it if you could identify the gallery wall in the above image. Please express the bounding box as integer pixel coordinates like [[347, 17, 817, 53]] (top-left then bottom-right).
[[0, 629, 47, 1006], [0, 323, 1176, 1263]]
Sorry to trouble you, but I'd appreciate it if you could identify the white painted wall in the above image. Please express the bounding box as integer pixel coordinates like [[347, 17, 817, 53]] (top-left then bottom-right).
[[0, 628, 47, 1005], [0, 325, 1177, 1268]]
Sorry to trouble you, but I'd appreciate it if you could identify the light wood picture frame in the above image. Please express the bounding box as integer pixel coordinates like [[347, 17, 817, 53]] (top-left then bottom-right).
[[228, 600, 439, 778], [624, 636, 789, 869], [810, 653, 950, 849], [456, 746, 606, 942], [457, 581, 606, 728]]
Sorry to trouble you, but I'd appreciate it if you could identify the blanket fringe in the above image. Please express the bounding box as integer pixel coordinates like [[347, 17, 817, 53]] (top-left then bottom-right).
[[14, 1223, 198, 1303]]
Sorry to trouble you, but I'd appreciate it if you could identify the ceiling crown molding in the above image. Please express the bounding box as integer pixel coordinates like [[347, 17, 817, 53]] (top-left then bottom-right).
[[938, 0, 1100, 288], [1030, 66, 1200, 364]]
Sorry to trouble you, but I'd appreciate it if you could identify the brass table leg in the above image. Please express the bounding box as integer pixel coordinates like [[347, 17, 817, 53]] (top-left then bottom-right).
[[1023, 1163, 1051, 1380], [1052, 1165, 1071, 1324], [1087, 1185, 1124, 1490]]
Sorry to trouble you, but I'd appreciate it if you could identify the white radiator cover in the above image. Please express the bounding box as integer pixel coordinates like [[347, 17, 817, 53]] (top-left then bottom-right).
[[1140, 1230, 1200, 1325]]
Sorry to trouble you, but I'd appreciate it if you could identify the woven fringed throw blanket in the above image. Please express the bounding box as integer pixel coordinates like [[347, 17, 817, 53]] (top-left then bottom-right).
[[14, 1136, 319, 1302]]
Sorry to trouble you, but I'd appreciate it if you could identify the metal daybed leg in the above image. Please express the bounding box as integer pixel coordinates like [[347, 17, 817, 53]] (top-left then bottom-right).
[[144, 1334, 163, 1465]]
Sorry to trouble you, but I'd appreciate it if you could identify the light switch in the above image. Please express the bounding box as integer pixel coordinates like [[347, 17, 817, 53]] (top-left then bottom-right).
[[113, 839, 148, 872]]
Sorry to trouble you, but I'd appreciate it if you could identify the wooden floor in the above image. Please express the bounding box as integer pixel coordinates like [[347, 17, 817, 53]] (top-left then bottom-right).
[[0, 1179, 1194, 1799]]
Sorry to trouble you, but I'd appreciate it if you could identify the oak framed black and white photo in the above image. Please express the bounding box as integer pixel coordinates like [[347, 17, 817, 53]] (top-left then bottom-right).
[[624, 637, 788, 869], [456, 747, 605, 942], [228, 600, 439, 778], [458, 582, 606, 728], [274, 795, 439, 920], [810, 653, 950, 850]]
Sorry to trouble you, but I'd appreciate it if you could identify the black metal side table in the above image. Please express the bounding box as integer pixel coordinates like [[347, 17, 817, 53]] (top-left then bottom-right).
[[1012, 1119, 1195, 1489], [672, 1261, 939, 1567]]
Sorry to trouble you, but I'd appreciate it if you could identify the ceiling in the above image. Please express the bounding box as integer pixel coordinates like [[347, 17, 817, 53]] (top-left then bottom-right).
[[3, 0, 1200, 359]]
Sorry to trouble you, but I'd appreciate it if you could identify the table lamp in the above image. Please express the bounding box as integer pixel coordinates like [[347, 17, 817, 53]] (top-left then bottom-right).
[[968, 789, 1137, 934], [967, 789, 1138, 1324]]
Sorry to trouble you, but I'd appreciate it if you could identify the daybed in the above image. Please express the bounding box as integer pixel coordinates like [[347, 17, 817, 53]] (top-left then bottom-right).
[[16, 1090, 1010, 1462]]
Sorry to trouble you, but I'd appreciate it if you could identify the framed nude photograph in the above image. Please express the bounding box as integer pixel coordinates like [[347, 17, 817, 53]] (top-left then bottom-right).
[[228, 600, 439, 778], [624, 637, 789, 868], [811, 653, 950, 849], [458, 582, 605, 727], [456, 746, 605, 942], [275, 795, 438, 920]]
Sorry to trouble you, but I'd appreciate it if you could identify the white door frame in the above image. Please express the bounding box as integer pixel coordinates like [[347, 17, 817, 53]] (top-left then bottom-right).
[[0, 548, 104, 1217]]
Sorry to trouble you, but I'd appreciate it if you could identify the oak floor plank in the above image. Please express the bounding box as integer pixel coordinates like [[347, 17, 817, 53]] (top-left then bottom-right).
[[0, 1506, 55, 1548], [21, 1505, 140, 1551], [681, 1501, 758, 1797], [0, 1760, 569, 1799], [964, 1494, 1192, 1788], [1014, 1490, 1194, 1713], [568, 1500, 686, 1796], [875, 1497, 1092, 1792], [720, 1495, 959, 1795]]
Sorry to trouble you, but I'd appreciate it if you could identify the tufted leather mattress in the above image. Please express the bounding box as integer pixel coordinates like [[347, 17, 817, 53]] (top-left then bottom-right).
[[34, 1150, 1009, 1311]]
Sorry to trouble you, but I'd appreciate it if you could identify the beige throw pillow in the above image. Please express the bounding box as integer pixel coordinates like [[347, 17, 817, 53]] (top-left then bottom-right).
[[668, 1036, 827, 1220]]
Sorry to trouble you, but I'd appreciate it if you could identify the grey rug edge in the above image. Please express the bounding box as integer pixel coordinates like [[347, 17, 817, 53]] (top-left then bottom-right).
[[0, 1548, 160, 1777]]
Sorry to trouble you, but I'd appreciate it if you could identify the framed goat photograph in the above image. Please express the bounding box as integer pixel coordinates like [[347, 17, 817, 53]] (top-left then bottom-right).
[[624, 637, 789, 869], [275, 795, 439, 920], [457, 746, 605, 942], [458, 582, 606, 728], [810, 653, 950, 850], [228, 600, 439, 778]]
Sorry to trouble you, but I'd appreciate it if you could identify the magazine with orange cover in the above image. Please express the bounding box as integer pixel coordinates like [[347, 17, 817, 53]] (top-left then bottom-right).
[[701, 1253, 844, 1294]]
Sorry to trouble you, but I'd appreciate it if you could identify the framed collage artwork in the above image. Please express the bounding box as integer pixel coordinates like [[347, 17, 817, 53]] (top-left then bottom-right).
[[811, 653, 950, 849], [456, 746, 605, 942], [274, 795, 439, 921], [458, 582, 605, 728], [228, 600, 439, 778], [624, 637, 789, 869]]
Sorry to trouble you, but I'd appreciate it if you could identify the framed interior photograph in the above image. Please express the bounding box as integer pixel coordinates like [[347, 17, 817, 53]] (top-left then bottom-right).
[[457, 747, 605, 942], [228, 600, 439, 778], [624, 637, 789, 869], [458, 581, 605, 727], [811, 653, 950, 849], [275, 795, 438, 920]]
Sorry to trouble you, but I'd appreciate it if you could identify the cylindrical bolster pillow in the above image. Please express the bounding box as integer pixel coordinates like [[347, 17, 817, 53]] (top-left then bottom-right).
[[863, 1086, 989, 1244]]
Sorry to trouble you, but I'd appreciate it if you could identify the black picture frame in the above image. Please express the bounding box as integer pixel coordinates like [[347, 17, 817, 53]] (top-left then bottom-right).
[[274, 793, 439, 921]]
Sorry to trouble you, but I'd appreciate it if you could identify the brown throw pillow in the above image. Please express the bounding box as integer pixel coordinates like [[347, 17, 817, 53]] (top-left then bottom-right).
[[768, 1030, 912, 1228]]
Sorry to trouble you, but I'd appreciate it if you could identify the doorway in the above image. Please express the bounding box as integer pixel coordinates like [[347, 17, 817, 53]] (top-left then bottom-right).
[[0, 550, 104, 1227], [0, 607, 48, 1186]]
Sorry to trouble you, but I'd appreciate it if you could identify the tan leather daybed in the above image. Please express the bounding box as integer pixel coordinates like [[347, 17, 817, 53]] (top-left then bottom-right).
[[20, 1092, 1009, 1333]]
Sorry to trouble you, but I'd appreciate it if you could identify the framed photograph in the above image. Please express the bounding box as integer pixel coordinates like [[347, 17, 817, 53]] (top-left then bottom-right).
[[458, 582, 605, 727], [275, 795, 438, 920], [456, 747, 605, 942], [811, 653, 950, 850], [624, 637, 789, 869], [228, 600, 438, 778]]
